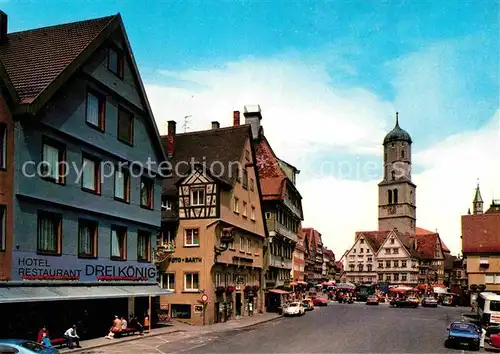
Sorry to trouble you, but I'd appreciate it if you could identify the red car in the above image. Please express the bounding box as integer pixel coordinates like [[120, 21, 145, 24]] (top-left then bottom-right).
[[313, 297, 328, 306]]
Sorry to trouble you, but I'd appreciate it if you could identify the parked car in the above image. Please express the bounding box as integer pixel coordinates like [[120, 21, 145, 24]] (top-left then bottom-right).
[[313, 297, 328, 306], [390, 297, 418, 308], [0, 339, 60, 354], [283, 301, 305, 316], [366, 295, 379, 305], [421, 297, 438, 307], [445, 321, 481, 351], [302, 298, 314, 311]]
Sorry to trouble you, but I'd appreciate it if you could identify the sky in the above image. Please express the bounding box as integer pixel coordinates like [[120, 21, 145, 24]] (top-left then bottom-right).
[[3, 0, 499, 257]]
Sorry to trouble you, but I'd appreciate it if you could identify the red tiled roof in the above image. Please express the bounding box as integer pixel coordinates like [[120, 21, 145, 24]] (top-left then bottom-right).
[[355, 231, 390, 252], [462, 213, 500, 253], [0, 15, 116, 103], [411, 233, 441, 260], [416, 227, 450, 252]]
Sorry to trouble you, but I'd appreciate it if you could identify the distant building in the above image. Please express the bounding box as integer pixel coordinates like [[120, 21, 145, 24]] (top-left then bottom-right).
[[462, 184, 500, 292]]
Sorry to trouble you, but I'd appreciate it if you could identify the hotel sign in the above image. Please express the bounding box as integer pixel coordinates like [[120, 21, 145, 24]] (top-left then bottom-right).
[[12, 251, 157, 282]]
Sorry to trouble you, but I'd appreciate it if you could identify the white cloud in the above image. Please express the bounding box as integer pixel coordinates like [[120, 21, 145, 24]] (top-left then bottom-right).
[[145, 51, 499, 259]]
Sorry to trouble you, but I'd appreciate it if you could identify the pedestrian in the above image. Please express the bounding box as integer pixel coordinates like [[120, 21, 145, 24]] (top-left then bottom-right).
[[63, 325, 80, 349], [37, 325, 52, 347], [105, 315, 122, 339]]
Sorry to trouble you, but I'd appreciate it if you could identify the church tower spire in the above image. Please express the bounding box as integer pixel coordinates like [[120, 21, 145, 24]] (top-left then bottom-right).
[[378, 112, 416, 235], [472, 179, 483, 215]]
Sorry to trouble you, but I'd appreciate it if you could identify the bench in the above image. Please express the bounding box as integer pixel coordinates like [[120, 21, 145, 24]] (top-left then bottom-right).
[[50, 338, 66, 348], [113, 327, 139, 338]]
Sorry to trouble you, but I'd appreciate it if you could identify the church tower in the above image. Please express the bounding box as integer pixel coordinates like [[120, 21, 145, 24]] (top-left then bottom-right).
[[378, 112, 416, 234], [472, 181, 483, 215]]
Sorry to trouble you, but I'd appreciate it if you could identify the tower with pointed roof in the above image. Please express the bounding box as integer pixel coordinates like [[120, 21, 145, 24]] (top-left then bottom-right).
[[472, 181, 483, 215], [378, 113, 417, 235]]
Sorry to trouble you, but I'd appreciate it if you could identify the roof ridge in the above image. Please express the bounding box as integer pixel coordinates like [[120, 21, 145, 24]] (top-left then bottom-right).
[[161, 124, 250, 138], [8, 14, 118, 36]]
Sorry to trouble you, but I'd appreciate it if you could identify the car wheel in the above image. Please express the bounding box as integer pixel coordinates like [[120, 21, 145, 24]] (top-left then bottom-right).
[[444, 339, 449, 348]]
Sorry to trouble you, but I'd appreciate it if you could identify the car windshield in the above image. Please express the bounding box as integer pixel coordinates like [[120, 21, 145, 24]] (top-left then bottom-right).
[[451, 323, 476, 331], [21, 341, 47, 352], [425, 297, 436, 301], [289, 303, 298, 307]]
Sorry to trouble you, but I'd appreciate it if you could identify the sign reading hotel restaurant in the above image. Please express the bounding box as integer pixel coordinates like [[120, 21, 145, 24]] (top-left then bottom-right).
[[12, 251, 157, 282]]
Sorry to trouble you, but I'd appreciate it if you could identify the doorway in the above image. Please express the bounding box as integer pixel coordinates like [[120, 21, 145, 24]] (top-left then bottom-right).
[[235, 293, 242, 316], [214, 302, 221, 323]]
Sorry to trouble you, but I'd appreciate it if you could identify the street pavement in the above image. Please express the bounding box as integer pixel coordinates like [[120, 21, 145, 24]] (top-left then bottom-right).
[[72, 302, 468, 353]]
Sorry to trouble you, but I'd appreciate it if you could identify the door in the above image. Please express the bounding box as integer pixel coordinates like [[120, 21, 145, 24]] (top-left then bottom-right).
[[214, 302, 221, 323], [235, 293, 242, 316]]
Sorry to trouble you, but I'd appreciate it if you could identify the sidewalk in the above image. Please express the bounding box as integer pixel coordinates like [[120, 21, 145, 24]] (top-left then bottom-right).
[[60, 312, 282, 353]]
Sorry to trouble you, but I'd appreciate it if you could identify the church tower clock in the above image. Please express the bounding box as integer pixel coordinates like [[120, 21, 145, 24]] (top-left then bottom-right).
[[378, 112, 416, 235]]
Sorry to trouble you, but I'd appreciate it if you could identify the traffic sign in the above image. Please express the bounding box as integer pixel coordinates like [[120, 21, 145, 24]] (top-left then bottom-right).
[[201, 293, 208, 302]]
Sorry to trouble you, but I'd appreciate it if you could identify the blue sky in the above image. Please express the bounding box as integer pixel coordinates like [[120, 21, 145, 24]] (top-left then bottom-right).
[[3, 0, 499, 254]]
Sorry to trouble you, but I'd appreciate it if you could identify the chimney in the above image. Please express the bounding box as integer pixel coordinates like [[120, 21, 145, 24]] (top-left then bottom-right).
[[243, 105, 262, 140], [167, 121, 176, 157], [0, 11, 7, 45], [211, 121, 220, 130], [233, 111, 240, 127]]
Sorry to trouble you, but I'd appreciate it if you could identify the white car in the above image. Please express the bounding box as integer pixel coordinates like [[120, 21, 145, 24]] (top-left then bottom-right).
[[283, 302, 305, 316]]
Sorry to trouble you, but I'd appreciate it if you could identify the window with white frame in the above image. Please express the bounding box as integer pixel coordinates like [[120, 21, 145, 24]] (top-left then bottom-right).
[[161, 196, 172, 210], [224, 273, 231, 286], [184, 228, 199, 246], [184, 272, 199, 291], [161, 273, 175, 290], [215, 272, 221, 286], [251, 206, 256, 221], [242, 201, 247, 217], [485, 274, 500, 284], [247, 239, 251, 253], [190, 188, 205, 206], [233, 197, 239, 213], [239, 236, 243, 251]]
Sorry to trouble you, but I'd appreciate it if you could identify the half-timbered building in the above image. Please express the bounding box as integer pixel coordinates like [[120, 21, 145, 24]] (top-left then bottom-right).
[[157, 119, 266, 325]]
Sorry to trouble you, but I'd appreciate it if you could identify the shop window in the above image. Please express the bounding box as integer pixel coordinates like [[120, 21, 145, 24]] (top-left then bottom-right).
[[171, 304, 191, 319]]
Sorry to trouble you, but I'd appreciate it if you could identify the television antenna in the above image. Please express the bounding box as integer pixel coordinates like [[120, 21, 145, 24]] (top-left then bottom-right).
[[183, 115, 192, 133]]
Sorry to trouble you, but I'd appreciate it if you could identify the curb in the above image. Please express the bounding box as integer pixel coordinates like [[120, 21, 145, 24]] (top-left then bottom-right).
[[60, 315, 282, 353], [60, 329, 185, 354]]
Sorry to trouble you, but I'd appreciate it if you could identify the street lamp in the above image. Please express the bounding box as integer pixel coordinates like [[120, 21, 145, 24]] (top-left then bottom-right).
[[214, 227, 235, 261]]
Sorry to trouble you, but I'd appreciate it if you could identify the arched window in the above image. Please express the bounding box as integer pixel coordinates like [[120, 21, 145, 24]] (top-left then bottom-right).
[[391, 171, 396, 180], [410, 190, 413, 204], [388, 190, 393, 204], [393, 189, 399, 204], [401, 150, 405, 159]]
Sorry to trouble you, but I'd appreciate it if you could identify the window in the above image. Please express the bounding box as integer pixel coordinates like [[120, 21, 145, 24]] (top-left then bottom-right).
[[110, 226, 127, 260], [0, 205, 5, 251], [81, 155, 101, 194], [385, 248, 391, 254], [239, 236, 243, 251], [360, 248, 364, 253], [391, 170, 395, 180], [107, 46, 124, 78], [393, 260, 399, 268], [161, 196, 172, 211], [401, 273, 407, 281], [0, 123, 6, 169], [190, 188, 205, 206], [247, 239, 251, 253], [235, 166, 241, 182], [393, 248, 399, 254], [367, 264, 372, 272], [265, 212, 271, 219], [491, 301, 500, 312], [393, 189, 399, 203], [37, 211, 62, 255], [140, 177, 154, 209], [250, 178, 254, 191], [402, 260, 407, 268], [184, 272, 199, 291], [117, 108, 134, 145], [233, 197, 239, 213], [215, 272, 221, 286], [251, 206, 256, 221], [358, 264, 363, 271], [360, 239, 364, 244], [224, 273, 231, 286], [171, 304, 191, 319], [41, 139, 66, 184], [78, 219, 97, 258], [86, 91, 105, 130], [390, 238, 395, 244], [137, 231, 151, 262], [242, 169, 248, 189], [401, 150, 405, 159], [184, 228, 199, 246], [242, 201, 247, 217], [385, 274, 391, 281], [161, 273, 175, 290], [114, 167, 130, 202], [387, 190, 393, 204], [367, 257, 372, 262], [385, 260, 391, 268], [393, 273, 400, 281], [378, 274, 383, 281]]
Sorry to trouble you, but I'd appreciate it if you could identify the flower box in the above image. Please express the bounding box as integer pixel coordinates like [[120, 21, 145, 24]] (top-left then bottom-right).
[[225, 286, 236, 293]]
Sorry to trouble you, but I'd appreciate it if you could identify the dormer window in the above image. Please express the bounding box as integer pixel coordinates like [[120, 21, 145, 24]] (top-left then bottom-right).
[[190, 188, 205, 206], [108, 46, 124, 78], [360, 239, 364, 244]]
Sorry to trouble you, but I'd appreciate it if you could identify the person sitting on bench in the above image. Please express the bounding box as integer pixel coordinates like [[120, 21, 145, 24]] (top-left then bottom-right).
[[64, 325, 80, 349], [129, 314, 144, 335], [105, 316, 122, 339]]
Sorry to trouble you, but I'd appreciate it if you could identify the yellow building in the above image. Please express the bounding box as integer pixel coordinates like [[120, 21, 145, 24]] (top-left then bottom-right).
[[155, 118, 266, 325]]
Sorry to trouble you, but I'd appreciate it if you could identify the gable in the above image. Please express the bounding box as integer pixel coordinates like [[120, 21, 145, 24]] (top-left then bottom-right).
[[375, 231, 412, 258], [351, 234, 377, 255], [181, 169, 215, 186]]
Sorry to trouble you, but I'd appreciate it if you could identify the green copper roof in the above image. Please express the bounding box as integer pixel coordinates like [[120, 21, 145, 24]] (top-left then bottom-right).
[[383, 112, 412, 144]]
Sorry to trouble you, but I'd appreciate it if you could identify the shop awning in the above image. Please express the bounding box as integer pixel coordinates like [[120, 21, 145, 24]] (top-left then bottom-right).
[[268, 289, 290, 295], [0, 284, 173, 304]]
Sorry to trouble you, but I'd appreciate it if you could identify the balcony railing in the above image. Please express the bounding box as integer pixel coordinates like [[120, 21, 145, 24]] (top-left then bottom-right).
[[157, 242, 176, 253]]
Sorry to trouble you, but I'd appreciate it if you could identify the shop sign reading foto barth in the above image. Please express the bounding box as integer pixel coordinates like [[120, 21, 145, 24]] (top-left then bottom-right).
[[170, 257, 202, 263]]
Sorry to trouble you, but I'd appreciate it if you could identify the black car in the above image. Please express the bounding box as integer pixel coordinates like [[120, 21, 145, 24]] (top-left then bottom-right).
[[390, 297, 418, 308], [445, 321, 481, 350]]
